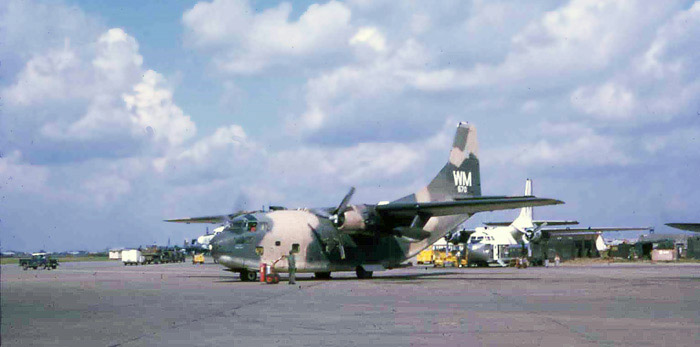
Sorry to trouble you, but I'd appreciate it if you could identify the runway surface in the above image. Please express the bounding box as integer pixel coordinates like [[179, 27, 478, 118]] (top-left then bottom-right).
[[2, 260, 699, 346]]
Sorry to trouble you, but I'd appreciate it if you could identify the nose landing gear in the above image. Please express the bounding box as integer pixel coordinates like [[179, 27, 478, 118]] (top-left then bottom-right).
[[239, 269, 258, 282]]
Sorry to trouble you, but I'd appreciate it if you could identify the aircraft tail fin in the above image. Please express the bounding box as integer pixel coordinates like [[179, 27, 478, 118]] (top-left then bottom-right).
[[396, 122, 481, 203], [511, 179, 534, 229]]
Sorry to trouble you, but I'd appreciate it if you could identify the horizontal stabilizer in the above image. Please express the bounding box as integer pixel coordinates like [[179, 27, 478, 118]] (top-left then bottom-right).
[[666, 223, 700, 232], [482, 222, 512, 227], [377, 196, 563, 218]]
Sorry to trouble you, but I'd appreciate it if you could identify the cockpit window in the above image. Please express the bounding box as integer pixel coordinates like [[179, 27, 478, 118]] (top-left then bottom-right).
[[226, 214, 265, 233], [228, 220, 246, 231], [470, 236, 484, 244]]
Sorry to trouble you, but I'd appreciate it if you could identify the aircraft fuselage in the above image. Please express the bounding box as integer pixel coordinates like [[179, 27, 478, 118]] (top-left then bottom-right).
[[212, 210, 416, 272], [211, 209, 470, 273]]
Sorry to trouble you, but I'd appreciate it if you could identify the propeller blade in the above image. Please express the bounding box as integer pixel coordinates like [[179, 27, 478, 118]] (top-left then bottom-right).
[[334, 187, 356, 215]]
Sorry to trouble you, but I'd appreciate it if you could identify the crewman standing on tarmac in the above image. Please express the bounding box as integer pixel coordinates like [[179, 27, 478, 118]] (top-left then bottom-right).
[[288, 249, 296, 285]]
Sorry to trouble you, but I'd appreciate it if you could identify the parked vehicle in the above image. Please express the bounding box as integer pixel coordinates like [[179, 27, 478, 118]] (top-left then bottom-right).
[[122, 249, 145, 265], [192, 254, 205, 264], [19, 253, 58, 270]]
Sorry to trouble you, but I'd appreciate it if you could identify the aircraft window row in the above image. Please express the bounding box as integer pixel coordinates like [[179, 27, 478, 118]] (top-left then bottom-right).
[[470, 236, 494, 244]]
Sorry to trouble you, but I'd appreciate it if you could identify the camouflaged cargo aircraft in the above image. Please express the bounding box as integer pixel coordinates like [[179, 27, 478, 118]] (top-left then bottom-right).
[[165, 122, 563, 281], [450, 179, 652, 266]]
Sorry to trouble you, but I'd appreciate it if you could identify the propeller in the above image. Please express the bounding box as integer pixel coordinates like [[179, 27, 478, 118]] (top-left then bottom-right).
[[330, 187, 355, 227], [522, 222, 548, 243]]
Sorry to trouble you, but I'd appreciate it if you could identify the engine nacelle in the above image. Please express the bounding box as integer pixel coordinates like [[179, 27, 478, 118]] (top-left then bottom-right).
[[337, 205, 367, 232]]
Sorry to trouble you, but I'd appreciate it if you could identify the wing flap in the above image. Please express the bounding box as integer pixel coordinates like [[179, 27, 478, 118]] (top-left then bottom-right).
[[376, 196, 563, 218]]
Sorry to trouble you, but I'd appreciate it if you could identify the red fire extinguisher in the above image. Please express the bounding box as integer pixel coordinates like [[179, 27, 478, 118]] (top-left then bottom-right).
[[260, 263, 267, 283]]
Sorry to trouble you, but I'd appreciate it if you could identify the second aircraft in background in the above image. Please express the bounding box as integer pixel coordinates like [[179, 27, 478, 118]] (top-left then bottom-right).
[[449, 179, 653, 266]]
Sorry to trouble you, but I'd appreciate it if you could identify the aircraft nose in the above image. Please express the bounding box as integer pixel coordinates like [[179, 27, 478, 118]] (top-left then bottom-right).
[[209, 233, 229, 257]]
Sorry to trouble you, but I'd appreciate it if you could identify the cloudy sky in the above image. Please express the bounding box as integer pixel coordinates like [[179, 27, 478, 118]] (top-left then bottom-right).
[[1, 0, 698, 252]]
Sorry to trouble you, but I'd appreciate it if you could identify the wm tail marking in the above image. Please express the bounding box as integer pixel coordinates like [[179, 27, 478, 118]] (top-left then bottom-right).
[[452, 170, 472, 193]]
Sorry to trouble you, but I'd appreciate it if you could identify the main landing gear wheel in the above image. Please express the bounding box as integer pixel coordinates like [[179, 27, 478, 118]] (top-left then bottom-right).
[[240, 269, 258, 282], [355, 266, 373, 279], [314, 272, 332, 279]]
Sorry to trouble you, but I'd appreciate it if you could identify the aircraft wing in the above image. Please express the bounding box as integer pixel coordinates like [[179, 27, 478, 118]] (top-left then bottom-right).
[[545, 227, 652, 233], [666, 223, 700, 232], [164, 211, 251, 224], [483, 220, 579, 227], [376, 196, 563, 218]]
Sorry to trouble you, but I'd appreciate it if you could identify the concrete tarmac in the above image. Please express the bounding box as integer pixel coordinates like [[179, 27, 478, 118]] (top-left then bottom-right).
[[2, 260, 699, 346]]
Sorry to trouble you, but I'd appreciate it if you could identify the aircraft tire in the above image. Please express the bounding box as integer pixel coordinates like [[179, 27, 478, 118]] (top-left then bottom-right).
[[314, 272, 332, 279], [355, 267, 373, 279], [240, 269, 257, 282]]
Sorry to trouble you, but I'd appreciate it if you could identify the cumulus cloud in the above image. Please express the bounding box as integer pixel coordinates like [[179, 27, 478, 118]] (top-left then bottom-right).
[[570, 82, 636, 120], [183, 0, 353, 73], [122, 71, 196, 146], [566, 2, 700, 123], [2, 27, 196, 161], [153, 124, 258, 180], [0, 151, 50, 193], [349, 27, 387, 52], [2, 41, 85, 105], [292, 38, 431, 135], [487, 122, 634, 168]]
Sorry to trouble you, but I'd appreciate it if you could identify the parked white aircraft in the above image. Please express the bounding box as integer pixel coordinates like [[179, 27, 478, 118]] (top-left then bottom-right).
[[186, 226, 226, 252], [449, 179, 652, 266]]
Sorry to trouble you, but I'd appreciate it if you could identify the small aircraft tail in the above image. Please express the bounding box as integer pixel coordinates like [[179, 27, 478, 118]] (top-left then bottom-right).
[[511, 179, 534, 230], [397, 122, 481, 203]]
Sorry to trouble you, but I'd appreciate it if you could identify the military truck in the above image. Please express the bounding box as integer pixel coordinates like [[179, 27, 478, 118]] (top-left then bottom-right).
[[19, 253, 58, 270], [142, 247, 186, 264], [163, 249, 186, 263], [142, 247, 163, 264]]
